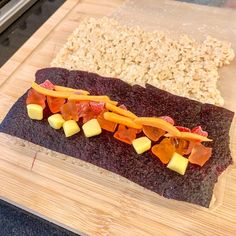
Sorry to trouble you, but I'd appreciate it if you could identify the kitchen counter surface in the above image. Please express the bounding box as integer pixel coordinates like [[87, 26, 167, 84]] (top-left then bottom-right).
[[0, 199, 77, 236]]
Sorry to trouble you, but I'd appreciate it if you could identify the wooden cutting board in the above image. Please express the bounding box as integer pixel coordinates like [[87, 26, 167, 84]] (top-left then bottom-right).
[[1, 0, 236, 235]]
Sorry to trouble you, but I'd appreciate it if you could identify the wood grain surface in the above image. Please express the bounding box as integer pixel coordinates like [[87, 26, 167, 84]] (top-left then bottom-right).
[[0, 0, 236, 235]]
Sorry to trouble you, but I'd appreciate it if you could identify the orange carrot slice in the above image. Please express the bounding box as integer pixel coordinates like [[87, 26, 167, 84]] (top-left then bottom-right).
[[152, 138, 175, 164], [104, 112, 142, 129], [143, 125, 165, 142], [97, 110, 117, 132], [54, 85, 89, 95], [134, 117, 180, 136], [68, 94, 117, 105], [32, 82, 73, 98], [32, 82, 117, 104], [188, 143, 212, 167], [105, 103, 137, 119], [165, 132, 212, 142]]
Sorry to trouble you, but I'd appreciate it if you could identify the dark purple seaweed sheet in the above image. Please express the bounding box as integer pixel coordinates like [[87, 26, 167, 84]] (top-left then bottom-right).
[[0, 68, 234, 207]]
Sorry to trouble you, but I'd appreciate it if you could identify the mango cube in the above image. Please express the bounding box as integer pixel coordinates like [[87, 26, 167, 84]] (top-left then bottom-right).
[[27, 104, 43, 120], [82, 119, 102, 138], [132, 136, 151, 154], [48, 114, 65, 129], [63, 120, 80, 137], [167, 152, 189, 175]]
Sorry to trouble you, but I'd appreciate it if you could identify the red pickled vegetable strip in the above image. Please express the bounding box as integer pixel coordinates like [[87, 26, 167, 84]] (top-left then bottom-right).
[[191, 126, 208, 137], [176, 126, 191, 132], [40, 80, 55, 90]]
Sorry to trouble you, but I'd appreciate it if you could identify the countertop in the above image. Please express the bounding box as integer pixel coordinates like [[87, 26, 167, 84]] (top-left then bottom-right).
[[0, 199, 77, 236]]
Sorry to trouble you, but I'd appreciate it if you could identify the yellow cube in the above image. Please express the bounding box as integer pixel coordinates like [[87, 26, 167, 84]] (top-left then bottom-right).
[[82, 118, 102, 138], [167, 152, 189, 175], [132, 136, 151, 154], [48, 114, 65, 129], [63, 120, 80, 137], [27, 104, 43, 120]]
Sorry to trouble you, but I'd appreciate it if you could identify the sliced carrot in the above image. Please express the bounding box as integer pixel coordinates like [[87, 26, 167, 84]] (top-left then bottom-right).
[[113, 124, 137, 144], [165, 132, 212, 142], [188, 143, 212, 167], [104, 112, 142, 129], [143, 125, 165, 142], [68, 94, 118, 105], [134, 117, 181, 136], [32, 82, 72, 98], [105, 103, 137, 119], [97, 110, 117, 132], [54, 85, 89, 95], [151, 138, 175, 164]]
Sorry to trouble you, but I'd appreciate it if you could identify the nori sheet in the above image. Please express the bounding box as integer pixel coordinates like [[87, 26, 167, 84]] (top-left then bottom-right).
[[0, 67, 234, 207]]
